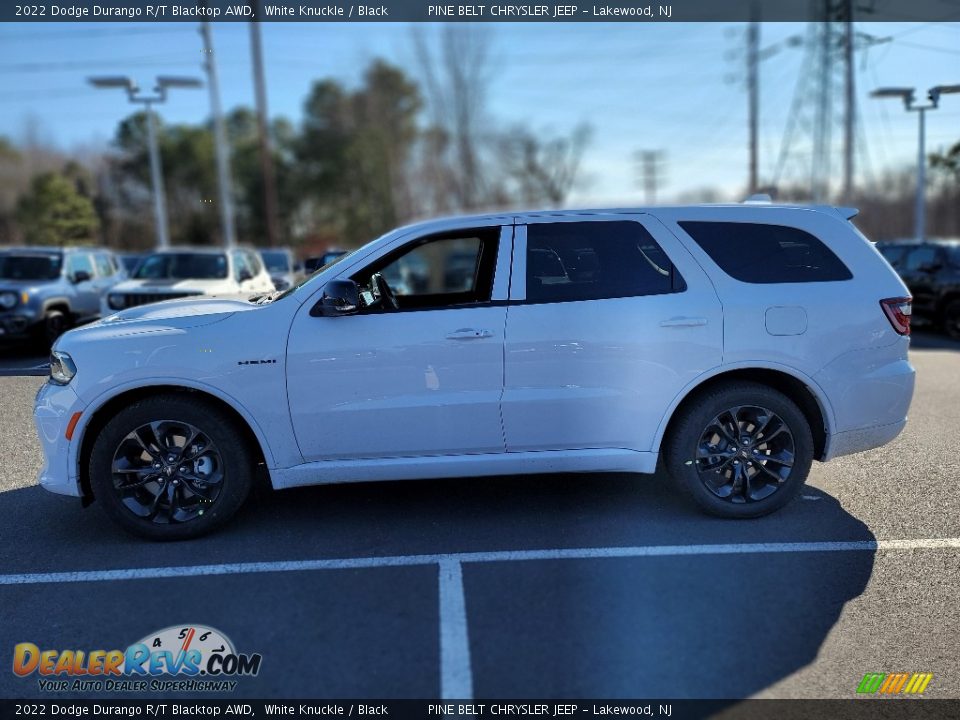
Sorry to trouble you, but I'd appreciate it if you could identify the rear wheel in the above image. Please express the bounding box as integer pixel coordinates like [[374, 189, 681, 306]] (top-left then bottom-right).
[[89, 395, 253, 540], [943, 299, 960, 341], [664, 382, 814, 518]]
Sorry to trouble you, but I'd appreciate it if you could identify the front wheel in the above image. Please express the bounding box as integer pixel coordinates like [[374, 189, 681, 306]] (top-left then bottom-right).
[[89, 395, 254, 540], [664, 382, 814, 518]]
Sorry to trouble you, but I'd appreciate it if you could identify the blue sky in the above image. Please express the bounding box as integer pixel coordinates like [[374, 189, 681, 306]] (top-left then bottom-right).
[[0, 20, 958, 205]]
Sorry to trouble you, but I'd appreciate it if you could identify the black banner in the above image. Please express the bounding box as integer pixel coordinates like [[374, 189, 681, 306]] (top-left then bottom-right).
[[3, 0, 960, 23], [2, 701, 960, 720]]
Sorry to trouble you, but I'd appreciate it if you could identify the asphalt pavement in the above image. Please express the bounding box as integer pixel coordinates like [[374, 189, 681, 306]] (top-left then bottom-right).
[[0, 335, 957, 701]]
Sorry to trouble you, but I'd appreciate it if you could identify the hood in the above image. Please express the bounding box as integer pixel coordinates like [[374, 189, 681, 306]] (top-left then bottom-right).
[[0, 279, 59, 291], [55, 296, 264, 347], [105, 294, 258, 323], [111, 277, 235, 294]]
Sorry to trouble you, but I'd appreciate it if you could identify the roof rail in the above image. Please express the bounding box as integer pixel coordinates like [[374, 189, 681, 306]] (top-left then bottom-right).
[[743, 193, 772, 204]]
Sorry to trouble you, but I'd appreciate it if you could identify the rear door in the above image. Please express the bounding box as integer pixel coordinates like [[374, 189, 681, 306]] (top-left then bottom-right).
[[501, 213, 723, 454]]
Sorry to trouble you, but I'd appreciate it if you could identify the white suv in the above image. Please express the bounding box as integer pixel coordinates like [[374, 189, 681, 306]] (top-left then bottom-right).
[[103, 247, 275, 314], [35, 205, 915, 539]]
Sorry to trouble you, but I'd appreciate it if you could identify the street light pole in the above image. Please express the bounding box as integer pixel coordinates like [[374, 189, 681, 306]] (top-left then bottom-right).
[[142, 100, 170, 249], [915, 107, 926, 244], [88, 75, 202, 250], [871, 84, 960, 243], [200, 21, 238, 250]]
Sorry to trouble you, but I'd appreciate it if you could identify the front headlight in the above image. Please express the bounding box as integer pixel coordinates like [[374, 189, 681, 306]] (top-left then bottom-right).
[[0, 291, 17, 309], [107, 294, 125, 310], [49, 350, 77, 385]]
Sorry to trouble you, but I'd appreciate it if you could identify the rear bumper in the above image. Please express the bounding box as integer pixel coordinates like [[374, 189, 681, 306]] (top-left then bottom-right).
[[823, 419, 907, 461], [816, 342, 915, 460]]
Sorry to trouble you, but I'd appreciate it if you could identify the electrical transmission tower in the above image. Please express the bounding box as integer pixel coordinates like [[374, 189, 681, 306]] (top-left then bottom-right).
[[773, 0, 884, 203]]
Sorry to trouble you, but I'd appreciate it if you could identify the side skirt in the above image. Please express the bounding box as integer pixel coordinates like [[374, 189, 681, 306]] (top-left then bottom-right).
[[270, 448, 659, 490]]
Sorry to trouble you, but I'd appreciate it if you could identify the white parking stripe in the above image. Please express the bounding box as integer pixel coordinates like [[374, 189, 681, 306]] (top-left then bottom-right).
[[0, 537, 958, 586], [438, 560, 473, 701]]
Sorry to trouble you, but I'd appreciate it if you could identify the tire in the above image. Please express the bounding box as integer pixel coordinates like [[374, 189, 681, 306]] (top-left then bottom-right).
[[664, 381, 814, 519], [943, 299, 960, 341], [40, 309, 70, 346], [89, 394, 254, 540]]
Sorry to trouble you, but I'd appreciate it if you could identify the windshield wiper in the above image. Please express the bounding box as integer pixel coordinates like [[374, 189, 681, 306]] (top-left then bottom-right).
[[250, 291, 283, 305]]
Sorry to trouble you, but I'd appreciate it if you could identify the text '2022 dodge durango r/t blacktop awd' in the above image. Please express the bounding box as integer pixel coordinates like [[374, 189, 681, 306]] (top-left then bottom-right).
[[34, 205, 916, 539]]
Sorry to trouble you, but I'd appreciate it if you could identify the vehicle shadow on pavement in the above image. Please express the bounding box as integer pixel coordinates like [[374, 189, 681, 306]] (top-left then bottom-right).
[[0, 471, 874, 699]]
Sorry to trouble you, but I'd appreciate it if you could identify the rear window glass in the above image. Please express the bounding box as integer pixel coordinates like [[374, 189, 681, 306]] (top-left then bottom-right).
[[679, 221, 852, 284], [526, 221, 683, 303]]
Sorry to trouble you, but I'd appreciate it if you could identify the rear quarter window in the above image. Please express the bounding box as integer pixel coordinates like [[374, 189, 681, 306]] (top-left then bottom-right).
[[679, 221, 852, 284]]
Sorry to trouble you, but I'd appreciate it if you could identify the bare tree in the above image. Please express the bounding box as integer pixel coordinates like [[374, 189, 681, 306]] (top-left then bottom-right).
[[412, 25, 497, 212], [497, 123, 591, 207]]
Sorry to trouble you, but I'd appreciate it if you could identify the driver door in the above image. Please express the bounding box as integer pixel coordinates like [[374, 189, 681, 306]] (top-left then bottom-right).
[[285, 225, 512, 461], [65, 252, 99, 320]]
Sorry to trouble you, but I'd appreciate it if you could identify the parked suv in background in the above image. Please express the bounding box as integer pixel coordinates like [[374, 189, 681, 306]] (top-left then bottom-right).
[[35, 204, 915, 539], [876, 239, 960, 339], [259, 247, 300, 291], [0, 247, 124, 345], [104, 246, 275, 313]]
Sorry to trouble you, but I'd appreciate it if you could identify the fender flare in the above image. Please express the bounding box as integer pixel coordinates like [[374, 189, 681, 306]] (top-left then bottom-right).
[[650, 360, 837, 454], [69, 376, 278, 484]]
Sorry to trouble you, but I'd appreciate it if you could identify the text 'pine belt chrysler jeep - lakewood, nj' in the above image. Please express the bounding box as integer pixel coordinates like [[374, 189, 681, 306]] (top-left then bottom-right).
[[34, 203, 916, 539]]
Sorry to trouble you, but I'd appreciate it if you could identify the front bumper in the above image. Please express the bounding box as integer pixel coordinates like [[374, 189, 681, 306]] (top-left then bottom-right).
[[34, 380, 85, 497], [0, 312, 40, 341]]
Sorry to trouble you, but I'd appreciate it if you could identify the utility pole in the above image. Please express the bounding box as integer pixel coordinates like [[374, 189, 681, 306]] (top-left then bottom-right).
[[841, 0, 855, 201], [635, 150, 665, 205], [746, 4, 760, 194], [249, 12, 280, 248], [200, 20, 237, 249]]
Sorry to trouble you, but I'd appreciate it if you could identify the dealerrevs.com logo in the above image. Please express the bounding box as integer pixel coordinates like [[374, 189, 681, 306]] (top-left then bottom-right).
[[13, 625, 262, 693]]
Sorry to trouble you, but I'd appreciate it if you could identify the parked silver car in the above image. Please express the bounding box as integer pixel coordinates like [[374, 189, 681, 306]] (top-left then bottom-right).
[[0, 247, 125, 345]]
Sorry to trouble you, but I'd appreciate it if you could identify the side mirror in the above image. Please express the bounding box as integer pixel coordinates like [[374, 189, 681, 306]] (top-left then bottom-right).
[[71, 270, 92, 284], [311, 279, 360, 317], [238, 269, 254, 282]]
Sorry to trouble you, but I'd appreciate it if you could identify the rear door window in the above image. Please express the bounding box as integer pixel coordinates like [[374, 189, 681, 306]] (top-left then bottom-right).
[[525, 221, 684, 303], [679, 221, 852, 283]]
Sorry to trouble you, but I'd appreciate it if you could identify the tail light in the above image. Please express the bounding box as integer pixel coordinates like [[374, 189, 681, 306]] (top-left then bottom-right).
[[880, 297, 912, 335]]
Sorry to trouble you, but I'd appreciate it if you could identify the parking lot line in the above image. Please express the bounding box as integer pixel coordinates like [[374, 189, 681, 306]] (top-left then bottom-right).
[[1, 537, 958, 587], [439, 560, 473, 701]]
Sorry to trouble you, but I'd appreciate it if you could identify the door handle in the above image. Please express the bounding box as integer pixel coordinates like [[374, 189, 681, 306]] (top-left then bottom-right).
[[446, 328, 494, 340], [659, 317, 708, 328]]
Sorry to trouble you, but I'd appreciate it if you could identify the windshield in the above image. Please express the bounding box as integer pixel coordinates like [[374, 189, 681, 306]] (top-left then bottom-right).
[[260, 251, 291, 274], [0, 254, 62, 281], [119, 255, 143, 274], [134, 252, 228, 280]]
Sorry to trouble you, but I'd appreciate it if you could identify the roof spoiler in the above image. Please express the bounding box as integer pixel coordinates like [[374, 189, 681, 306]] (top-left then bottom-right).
[[835, 206, 859, 220]]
